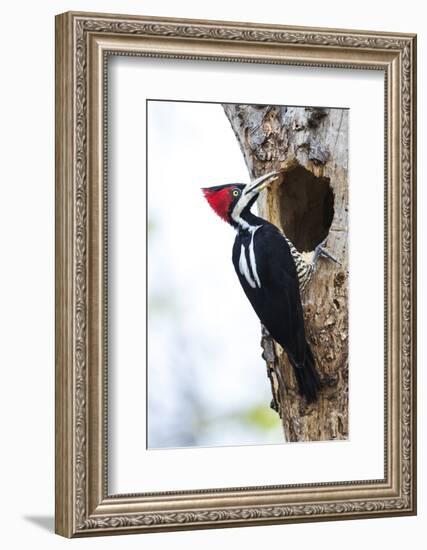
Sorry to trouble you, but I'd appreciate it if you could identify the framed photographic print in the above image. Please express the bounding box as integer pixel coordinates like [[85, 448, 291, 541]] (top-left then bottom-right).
[[55, 11, 417, 537]]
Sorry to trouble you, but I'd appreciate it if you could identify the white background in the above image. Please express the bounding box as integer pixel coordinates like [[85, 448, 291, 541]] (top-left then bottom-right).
[[0, 1, 424, 549], [110, 61, 384, 493]]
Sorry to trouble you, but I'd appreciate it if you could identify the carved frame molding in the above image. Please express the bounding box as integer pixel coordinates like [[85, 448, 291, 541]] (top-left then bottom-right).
[[55, 11, 416, 537]]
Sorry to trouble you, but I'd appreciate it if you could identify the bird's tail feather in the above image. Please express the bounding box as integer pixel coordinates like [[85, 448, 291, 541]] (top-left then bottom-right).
[[291, 344, 321, 403]]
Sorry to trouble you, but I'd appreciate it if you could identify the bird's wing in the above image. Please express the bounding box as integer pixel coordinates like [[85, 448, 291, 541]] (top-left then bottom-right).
[[232, 223, 307, 364]]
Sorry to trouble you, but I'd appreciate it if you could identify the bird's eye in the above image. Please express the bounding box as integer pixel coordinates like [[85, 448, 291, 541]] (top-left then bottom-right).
[[232, 189, 240, 197]]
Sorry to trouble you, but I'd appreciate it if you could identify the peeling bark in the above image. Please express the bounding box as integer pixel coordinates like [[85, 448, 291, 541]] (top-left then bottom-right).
[[224, 104, 349, 442]]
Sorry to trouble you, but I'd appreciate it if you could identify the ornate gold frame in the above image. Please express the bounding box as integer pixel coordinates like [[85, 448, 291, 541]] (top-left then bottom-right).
[[55, 11, 417, 537]]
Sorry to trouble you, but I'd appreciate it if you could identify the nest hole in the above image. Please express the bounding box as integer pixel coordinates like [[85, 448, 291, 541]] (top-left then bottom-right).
[[278, 165, 334, 252]]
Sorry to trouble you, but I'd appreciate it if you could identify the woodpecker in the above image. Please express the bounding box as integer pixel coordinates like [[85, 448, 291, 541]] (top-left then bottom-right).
[[202, 171, 336, 403]]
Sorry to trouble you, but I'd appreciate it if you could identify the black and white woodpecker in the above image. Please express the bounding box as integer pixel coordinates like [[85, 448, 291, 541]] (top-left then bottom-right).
[[202, 171, 337, 403]]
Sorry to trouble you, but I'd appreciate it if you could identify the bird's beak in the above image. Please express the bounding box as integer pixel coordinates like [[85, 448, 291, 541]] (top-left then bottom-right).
[[244, 171, 282, 195]]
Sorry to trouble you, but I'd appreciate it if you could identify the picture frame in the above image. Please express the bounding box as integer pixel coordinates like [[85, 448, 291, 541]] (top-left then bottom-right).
[[55, 11, 417, 537]]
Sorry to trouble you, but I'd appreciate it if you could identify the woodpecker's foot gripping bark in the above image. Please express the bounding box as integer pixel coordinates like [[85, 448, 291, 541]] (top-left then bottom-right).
[[313, 238, 340, 269]]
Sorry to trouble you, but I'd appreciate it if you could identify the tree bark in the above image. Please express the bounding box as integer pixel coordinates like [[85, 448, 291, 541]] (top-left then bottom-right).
[[223, 105, 349, 442]]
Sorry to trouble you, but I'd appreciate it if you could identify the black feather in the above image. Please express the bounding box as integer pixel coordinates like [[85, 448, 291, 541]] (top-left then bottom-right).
[[289, 344, 321, 403], [232, 221, 321, 403]]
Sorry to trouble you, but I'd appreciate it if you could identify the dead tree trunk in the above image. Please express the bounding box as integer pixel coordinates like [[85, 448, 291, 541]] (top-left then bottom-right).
[[223, 105, 349, 442]]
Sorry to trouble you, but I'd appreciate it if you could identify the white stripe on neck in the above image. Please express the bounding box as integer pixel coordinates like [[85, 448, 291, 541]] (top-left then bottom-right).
[[231, 189, 254, 230], [234, 217, 251, 231], [238, 226, 262, 289], [238, 244, 256, 288], [249, 226, 262, 287]]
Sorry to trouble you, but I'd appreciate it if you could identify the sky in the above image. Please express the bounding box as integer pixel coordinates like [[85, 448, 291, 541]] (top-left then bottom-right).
[[147, 100, 283, 448]]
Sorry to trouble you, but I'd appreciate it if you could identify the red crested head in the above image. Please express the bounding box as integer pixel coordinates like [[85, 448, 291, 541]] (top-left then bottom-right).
[[201, 184, 245, 224], [202, 172, 281, 227], [202, 186, 233, 222]]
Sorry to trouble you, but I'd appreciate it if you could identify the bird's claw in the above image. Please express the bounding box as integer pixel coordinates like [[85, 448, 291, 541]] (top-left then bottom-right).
[[315, 239, 340, 265]]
